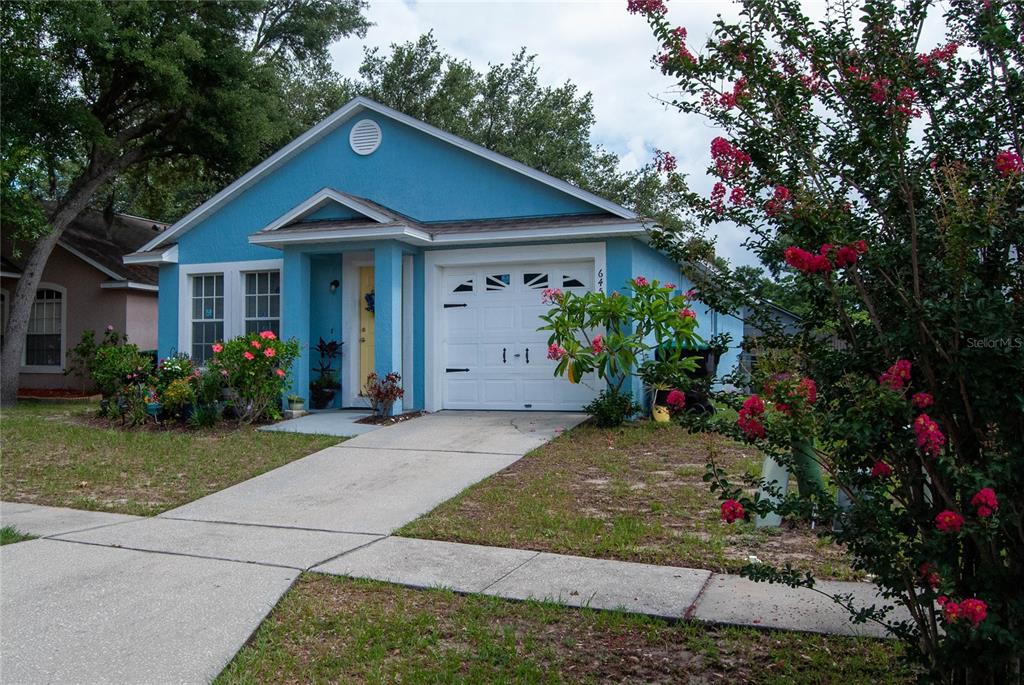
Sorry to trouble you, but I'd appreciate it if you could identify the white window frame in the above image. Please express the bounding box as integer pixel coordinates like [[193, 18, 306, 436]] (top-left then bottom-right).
[[242, 269, 282, 336], [21, 282, 68, 373], [189, 272, 226, 364], [177, 259, 283, 361]]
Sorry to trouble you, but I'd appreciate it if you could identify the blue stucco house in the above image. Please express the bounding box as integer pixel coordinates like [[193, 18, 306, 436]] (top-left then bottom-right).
[[125, 97, 744, 413]]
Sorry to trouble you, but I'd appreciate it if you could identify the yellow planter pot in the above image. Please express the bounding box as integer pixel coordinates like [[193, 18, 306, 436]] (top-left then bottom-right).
[[652, 405, 671, 423]]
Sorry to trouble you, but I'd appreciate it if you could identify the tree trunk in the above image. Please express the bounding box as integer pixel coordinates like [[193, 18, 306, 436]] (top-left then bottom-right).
[[0, 153, 141, 407]]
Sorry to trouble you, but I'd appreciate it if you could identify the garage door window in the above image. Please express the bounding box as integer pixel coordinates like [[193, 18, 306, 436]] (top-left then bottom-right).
[[523, 272, 549, 289], [485, 274, 510, 291], [452, 277, 474, 293]]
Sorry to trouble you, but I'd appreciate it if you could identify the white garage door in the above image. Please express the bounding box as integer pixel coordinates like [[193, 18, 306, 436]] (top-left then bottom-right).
[[441, 261, 602, 411]]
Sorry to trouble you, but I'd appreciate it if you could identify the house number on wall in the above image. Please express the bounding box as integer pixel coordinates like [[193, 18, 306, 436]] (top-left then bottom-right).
[[597, 268, 604, 291]]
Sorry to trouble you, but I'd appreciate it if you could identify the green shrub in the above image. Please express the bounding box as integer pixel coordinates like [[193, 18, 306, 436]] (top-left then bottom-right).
[[208, 330, 300, 424], [91, 343, 153, 399], [583, 390, 641, 428], [162, 378, 195, 419], [156, 354, 194, 394]]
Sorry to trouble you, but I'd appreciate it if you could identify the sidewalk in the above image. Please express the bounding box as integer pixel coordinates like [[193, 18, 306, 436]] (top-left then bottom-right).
[[3, 503, 903, 641]]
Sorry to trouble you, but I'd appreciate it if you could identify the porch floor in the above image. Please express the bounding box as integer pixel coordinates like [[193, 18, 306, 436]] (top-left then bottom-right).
[[258, 409, 381, 437]]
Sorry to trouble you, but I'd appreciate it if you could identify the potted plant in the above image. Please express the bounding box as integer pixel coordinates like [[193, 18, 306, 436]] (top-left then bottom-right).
[[309, 337, 343, 409], [287, 394, 304, 411], [637, 359, 691, 421]]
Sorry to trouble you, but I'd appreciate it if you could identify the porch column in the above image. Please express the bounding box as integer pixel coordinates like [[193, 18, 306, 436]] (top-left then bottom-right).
[[374, 242, 403, 413], [282, 247, 311, 402]]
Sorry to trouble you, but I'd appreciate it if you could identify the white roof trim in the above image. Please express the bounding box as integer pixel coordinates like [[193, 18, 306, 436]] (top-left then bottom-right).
[[58, 241, 124, 281], [248, 221, 646, 249], [139, 96, 636, 252], [260, 188, 393, 232], [0, 270, 21, 279], [99, 281, 159, 292], [123, 244, 179, 265]]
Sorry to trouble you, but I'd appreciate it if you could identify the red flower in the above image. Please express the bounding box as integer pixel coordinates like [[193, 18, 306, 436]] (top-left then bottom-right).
[[666, 389, 686, 411], [710, 137, 751, 179], [263, 347, 276, 358], [943, 600, 960, 623], [720, 499, 745, 523], [626, 0, 666, 15], [737, 394, 766, 439], [243, 351, 255, 361], [935, 510, 964, 533], [251, 339, 262, 349], [914, 413, 946, 457], [710, 182, 726, 214], [259, 330, 277, 340], [918, 563, 940, 589], [835, 245, 859, 268], [679, 307, 696, 320], [870, 460, 893, 478], [547, 343, 567, 361], [959, 598, 988, 626], [798, 377, 817, 405], [541, 288, 563, 304], [912, 392, 934, 409], [728, 186, 747, 205], [654, 149, 677, 173], [879, 359, 912, 389], [971, 487, 998, 517], [995, 150, 1023, 177], [664, 282, 676, 290], [633, 276, 649, 287], [275, 368, 286, 378], [591, 335, 604, 354], [211, 343, 223, 354]]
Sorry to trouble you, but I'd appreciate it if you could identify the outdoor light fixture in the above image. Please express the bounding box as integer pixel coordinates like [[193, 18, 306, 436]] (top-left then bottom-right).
[[329, 279, 340, 293]]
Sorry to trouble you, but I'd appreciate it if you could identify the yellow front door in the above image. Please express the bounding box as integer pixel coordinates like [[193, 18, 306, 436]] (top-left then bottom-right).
[[359, 266, 375, 391]]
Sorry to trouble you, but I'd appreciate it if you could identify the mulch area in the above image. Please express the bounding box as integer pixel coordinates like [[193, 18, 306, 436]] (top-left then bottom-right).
[[17, 388, 100, 400], [355, 410, 424, 426]]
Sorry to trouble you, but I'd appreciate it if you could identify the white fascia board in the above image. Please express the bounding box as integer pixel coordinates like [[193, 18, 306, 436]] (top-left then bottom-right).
[[123, 244, 179, 265], [139, 96, 637, 252], [428, 223, 647, 245], [0, 270, 21, 279], [248, 225, 434, 247], [260, 188, 393, 232], [58, 242, 124, 280], [99, 281, 159, 292]]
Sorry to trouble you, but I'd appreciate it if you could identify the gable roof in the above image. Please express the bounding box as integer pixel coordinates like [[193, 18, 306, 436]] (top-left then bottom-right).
[[4, 208, 167, 286], [136, 97, 637, 254]]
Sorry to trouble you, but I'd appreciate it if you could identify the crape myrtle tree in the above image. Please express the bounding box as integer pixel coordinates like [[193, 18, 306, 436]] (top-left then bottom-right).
[[0, 0, 369, 406], [629, 0, 1023, 680]]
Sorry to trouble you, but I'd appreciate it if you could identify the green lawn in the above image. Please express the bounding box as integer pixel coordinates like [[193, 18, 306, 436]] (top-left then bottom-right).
[[0, 526, 37, 545], [399, 421, 858, 579], [218, 574, 912, 684], [0, 401, 341, 516]]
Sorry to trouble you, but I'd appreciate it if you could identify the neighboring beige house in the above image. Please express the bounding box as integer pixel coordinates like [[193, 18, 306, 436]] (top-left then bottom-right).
[[1, 209, 165, 390]]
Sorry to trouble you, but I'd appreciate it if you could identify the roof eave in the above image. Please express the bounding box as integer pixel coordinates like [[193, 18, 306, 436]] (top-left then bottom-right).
[[123, 244, 179, 265]]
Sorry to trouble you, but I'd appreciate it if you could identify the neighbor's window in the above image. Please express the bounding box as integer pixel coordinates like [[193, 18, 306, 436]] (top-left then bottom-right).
[[243, 270, 280, 336], [25, 288, 63, 367], [191, 274, 224, 364]]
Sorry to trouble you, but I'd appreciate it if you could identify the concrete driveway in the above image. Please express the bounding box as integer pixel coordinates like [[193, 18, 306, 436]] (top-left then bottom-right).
[[0, 411, 582, 683]]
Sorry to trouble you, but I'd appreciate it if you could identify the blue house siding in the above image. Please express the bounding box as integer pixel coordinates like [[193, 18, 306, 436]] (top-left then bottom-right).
[[157, 264, 178, 357], [173, 114, 603, 267], [309, 255, 343, 407]]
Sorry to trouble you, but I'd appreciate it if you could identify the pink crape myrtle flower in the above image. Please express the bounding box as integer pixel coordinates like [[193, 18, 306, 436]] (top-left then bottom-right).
[[626, 0, 666, 16], [995, 150, 1023, 177], [959, 598, 988, 627], [737, 394, 766, 439], [654, 149, 677, 173], [720, 499, 745, 523], [918, 563, 940, 589], [914, 413, 946, 456], [879, 359, 912, 389], [971, 487, 998, 517], [912, 392, 934, 409], [935, 510, 964, 533], [870, 460, 893, 478]]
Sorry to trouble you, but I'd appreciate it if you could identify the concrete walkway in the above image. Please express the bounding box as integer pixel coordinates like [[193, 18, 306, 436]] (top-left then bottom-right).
[[1, 411, 903, 683], [0, 411, 583, 683]]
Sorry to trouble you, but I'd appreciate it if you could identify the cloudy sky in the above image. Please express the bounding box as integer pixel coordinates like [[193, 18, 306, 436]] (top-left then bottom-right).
[[328, 0, 946, 266]]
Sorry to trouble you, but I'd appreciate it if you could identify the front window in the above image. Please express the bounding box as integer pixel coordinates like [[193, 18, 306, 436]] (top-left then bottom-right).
[[191, 274, 224, 364], [243, 271, 280, 336], [25, 288, 63, 367]]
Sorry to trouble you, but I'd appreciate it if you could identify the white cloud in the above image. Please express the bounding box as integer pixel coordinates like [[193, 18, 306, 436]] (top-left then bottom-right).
[[329, 0, 949, 266]]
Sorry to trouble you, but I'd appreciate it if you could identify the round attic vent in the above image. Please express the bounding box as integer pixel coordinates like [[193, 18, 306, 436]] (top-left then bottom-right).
[[349, 119, 382, 155]]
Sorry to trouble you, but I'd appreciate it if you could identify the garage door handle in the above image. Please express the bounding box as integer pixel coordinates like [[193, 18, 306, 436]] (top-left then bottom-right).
[[525, 347, 529, 364], [443, 303, 467, 308], [446, 368, 470, 373], [502, 348, 506, 364]]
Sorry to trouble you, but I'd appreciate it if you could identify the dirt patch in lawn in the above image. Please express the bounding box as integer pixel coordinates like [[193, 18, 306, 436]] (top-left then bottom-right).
[[399, 421, 859, 580], [217, 574, 911, 684]]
